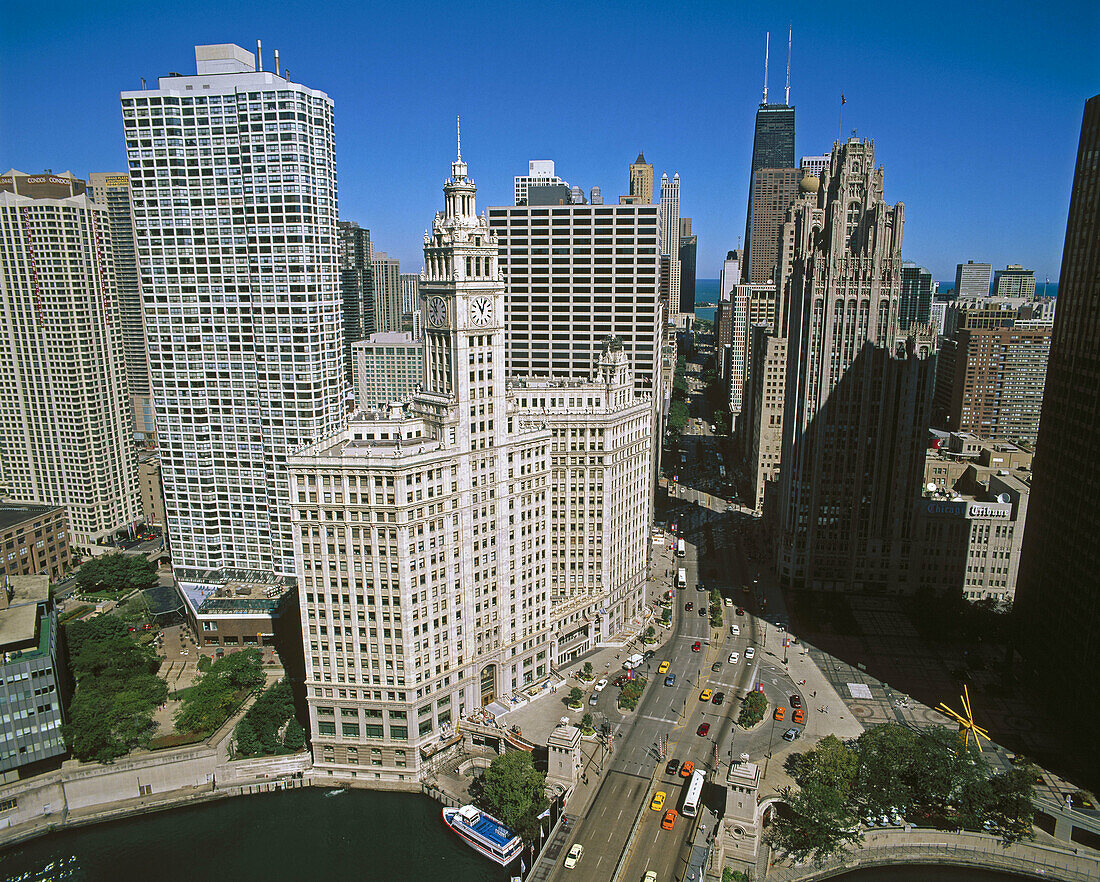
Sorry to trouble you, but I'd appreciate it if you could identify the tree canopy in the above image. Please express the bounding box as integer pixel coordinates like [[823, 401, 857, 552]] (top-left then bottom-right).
[[476, 751, 550, 842], [176, 648, 265, 736], [76, 553, 157, 596], [233, 679, 295, 756]]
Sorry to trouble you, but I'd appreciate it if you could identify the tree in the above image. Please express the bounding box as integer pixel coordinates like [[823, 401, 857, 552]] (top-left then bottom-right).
[[765, 780, 862, 863], [477, 751, 549, 842], [852, 724, 921, 818], [987, 765, 1036, 845], [580, 713, 594, 732], [215, 648, 266, 690], [76, 553, 157, 596], [738, 691, 768, 728], [794, 735, 858, 801], [581, 662, 593, 680], [234, 716, 261, 756], [644, 626, 655, 640], [283, 717, 306, 752]]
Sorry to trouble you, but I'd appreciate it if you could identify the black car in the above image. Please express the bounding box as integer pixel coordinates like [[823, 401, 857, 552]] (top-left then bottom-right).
[[711, 661, 722, 673], [665, 758, 680, 776], [697, 582, 707, 592], [712, 692, 725, 706], [698, 607, 707, 617]]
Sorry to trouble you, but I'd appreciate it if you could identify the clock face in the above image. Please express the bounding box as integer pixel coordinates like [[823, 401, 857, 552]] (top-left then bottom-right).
[[470, 296, 493, 326], [428, 296, 447, 327]]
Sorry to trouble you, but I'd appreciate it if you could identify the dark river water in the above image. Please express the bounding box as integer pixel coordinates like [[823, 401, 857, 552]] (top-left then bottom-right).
[[0, 788, 1031, 882]]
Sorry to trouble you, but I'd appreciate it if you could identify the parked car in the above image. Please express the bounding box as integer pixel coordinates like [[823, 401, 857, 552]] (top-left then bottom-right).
[[782, 727, 801, 742], [774, 706, 786, 722], [789, 694, 801, 709], [793, 708, 805, 725]]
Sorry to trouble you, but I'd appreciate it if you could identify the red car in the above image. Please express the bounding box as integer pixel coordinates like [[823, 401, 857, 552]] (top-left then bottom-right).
[[691, 641, 701, 652], [790, 694, 802, 709], [697, 722, 710, 736], [735, 607, 745, 616], [685, 602, 694, 611]]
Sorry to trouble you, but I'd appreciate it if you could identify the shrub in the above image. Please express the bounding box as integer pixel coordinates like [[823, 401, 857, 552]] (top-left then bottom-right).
[[738, 691, 768, 728]]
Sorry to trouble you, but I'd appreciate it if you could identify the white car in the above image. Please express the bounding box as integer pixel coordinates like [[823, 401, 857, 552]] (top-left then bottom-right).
[[593, 678, 608, 692], [728, 651, 740, 664], [564, 843, 584, 869], [643, 872, 658, 882], [723, 597, 733, 607], [744, 647, 755, 660], [730, 624, 740, 636]]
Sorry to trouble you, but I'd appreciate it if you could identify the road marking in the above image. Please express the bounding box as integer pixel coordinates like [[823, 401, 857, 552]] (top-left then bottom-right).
[[641, 714, 678, 724]]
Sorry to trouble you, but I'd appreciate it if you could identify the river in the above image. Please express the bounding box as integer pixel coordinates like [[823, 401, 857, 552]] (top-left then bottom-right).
[[0, 788, 1030, 882]]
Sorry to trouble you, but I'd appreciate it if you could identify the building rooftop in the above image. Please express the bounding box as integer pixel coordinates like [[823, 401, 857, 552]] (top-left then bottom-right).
[[0, 503, 65, 533], [3, 575, 50, 610]]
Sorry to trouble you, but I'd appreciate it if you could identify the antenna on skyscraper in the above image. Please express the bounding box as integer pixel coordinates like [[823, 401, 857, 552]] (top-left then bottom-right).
[[762, 32, 770, 104], [456, 115, 462, 161], [785, 23, 792, 105]]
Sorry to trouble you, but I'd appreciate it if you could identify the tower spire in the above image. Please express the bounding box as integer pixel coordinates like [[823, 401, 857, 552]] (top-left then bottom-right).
[[785, 23, 791, 105], [762, 31, 769, 104], [456, 115, 461, 161]]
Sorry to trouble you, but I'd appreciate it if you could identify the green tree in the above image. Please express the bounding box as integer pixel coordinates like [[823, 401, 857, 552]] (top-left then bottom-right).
[[580, 713, 593, 732], [197, 654, 211, 672], [852, 723, 921, 818], [476, 751, 549, 842], [644, 625, 655, 640], [215, 648, 266, 690], [234, 716, 261, 756], [581, 662, 593, 680], [76, 553, 157, 596], [668, 400, 689, 432], [567, 687, 583, 707], [794, 735, 858, 800], [765, 780, 862, 863], [987, 765, 1036, 845], [738, 691, 768, 728], [283, 717, 306, 752]]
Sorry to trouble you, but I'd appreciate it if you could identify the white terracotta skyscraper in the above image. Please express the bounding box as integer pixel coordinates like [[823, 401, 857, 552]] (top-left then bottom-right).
[[121, 44, 344, 576]]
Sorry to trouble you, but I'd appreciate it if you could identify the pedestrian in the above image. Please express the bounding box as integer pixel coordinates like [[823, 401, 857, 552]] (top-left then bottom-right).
[[812, 691, 816, 697]]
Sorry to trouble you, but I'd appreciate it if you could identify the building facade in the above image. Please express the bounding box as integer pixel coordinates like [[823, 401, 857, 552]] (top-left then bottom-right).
[[0, 505, 70, 580], [123, 44, 345, 576], [486, 202, 662, 394], [727, 284, 777, 429], [338, 220, 374, 384], [746, 167, 799, 285], [629, 153, 653, 204], [678, 218, 697, 321], [0, 170, 141, 553], [0, 577, 65, 776], [514, 160, 565, 206], [954, 260, 992, 300], [742, 100, 795, 284], [137, 453, 167, 530], [899, 262, 934, 331], [1015, 94, 1100, 709], [993, 264, 1036, 298], [353, 332, 425, 410], [776, 139, 936, 592], [87, 172, 154, 446], [288, 154, 652, 782], [370, 251, 402, 333], [659, 173, 682, 326]]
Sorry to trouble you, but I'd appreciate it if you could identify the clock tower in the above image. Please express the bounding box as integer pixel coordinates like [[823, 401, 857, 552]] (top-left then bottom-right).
[[420, 124, 506, 452]]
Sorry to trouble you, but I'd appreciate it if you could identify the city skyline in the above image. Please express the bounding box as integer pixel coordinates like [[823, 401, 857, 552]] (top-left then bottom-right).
[[2, 1, 1096, 282]]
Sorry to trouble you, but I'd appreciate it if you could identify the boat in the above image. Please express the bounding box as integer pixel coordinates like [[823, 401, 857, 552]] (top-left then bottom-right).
[[442, 804, 523, 866]]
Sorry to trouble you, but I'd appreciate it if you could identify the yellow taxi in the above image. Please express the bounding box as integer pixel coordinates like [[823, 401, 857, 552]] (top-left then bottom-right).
[[658, 660, 670, 674], [700, 689, 713, 702], [650, 790, 666, 811]]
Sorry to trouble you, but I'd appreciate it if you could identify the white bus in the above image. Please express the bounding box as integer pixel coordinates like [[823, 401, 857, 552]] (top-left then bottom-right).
[[676, 538, 686, 557], [676, 568, 687, 588], [682, 768, 706, 818]]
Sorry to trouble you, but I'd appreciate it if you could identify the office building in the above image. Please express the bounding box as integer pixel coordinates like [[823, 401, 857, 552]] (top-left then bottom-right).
[[777, 139, 936, 592], [123, 44, 344, 576], [899, 262, 935, 331], [371, 250, 402, 332], [0, 170, 141, 553], [800, 154, 829, 180], [288, 153, 652, 780], [659, 173, 682, 326], [400, 273, 421, 318], [934, 325, 1051, 446], [486, 201, 661, 394], [0, 505, 70, 580], [338, 221, 374, 384], [137, 452, 167, 531], [954, 260, 992, 300], [0, 577, 65, 775], [746, 167, 799, 285], [727, 284, 777, 428], [353, 332, 424, 410], [742, 76, 795, 285], [1015, 95, 1100, 710], [589, 186, 602, 205], [745, 328, 786, 509], [87, 172, 155, 446], [993, 264, 1037, 298], [628, 153, 653, 204], [678, 218, 697, 321], [514, 160, 565, 206]]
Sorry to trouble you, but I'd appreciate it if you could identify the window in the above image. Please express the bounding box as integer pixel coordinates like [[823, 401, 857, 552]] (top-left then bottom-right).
[[317, 720, 336, 735]]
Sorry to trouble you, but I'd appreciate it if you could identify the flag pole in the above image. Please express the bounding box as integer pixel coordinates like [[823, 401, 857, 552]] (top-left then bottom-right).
[[838, 94, 846, 143]]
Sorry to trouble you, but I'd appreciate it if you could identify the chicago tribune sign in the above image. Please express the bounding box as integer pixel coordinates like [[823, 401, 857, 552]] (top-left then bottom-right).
[[967, 502, 1011, 520], [923, 499, 1011, 520]]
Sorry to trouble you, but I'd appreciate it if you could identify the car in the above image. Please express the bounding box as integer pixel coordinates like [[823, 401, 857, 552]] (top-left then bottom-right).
[[679, 761, 695, 777], [698, 607, 707, 617], [712, 691, 725, 706], [711, 661, 723, 673], [664, 672, 677, 686], [774, 706, 786, 721], [697, 582, 706, 592], [665, 758, 680, 775], [730, 624, 740, 636], [782, 727, 801, 742], [564, 843, 584, 869], [662, 809, 678, 830], [643, 650, 655, 661], [685, 602, 694, 611], [789, 694, 801, 709], [691, 640, 701, 652], [793, 708, 805, 725], [613, 675, 629, 687], [700, 689, 713, 702], [728, 651, 740, 663], [594, 679, 608, 692], [736, 607, 745, 616], [644, 872, 658, 882], [726, 504, 735, 512], [650, 791, 666, 811], [658, 660, 670, 674], [697, 722, 710, 736], [744, 647, 755, 660]]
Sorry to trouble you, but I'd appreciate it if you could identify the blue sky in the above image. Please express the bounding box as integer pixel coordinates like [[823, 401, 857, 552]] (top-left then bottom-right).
[[2, 0, 1097, 282]]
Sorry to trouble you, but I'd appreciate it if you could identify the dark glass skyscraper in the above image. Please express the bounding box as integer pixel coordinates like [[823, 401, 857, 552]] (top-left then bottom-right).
[[1015, 95, 1100, 714], [743, 103, 796, 284], [337, 220, 374, 385], [899, 262, 934, 331]]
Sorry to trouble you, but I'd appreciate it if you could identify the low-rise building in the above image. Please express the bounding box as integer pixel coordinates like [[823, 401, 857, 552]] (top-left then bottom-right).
[[0, 576, 66, 776], [0, 505, 71, 580], [176, 568, 293, 649]]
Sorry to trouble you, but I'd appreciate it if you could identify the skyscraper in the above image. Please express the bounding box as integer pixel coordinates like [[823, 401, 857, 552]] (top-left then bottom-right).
[[899, 262, 935, 331], [777, 139, 936, 592], [1015, 95, 1100, 710], [660, 172, 681, 325], [954, 260, 992, 299], [370, 250, 402, 332], [337, 220, 373, 384], [678, 217, 697, 321], [0, 170, 141, 552], [87, 172, 154, 446], [800, 154, 829, 180], [993, 264, 1037, 298], [746, 167, 799, 284], [514, 159, 565, 206], [123, 43, 345, 576], [629, 153, 653, 204]]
